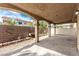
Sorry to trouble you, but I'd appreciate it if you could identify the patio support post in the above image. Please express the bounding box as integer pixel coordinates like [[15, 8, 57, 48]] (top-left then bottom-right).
[[34, 19, 39, 42], [77, 13, 79, 51], [48, 22, 51, 37], [54, 24, 56, 35]]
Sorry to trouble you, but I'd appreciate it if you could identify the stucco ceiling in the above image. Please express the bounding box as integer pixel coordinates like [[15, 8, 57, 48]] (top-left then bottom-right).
[[0, 3, 78, 24]]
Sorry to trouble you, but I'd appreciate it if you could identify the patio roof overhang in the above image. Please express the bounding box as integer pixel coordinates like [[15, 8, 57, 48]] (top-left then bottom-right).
[[10, 3, 78, 24], [0, 3, 78, 24]]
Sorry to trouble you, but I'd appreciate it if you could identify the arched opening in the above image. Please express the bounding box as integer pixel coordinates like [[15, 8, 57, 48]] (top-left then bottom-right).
[[0, 8, 34, 26], [0, 8, 36, 45]]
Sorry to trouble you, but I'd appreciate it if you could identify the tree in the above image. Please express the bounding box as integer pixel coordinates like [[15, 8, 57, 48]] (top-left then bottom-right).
[[39, 21, 47, 29], [7, 19, 16, 25], [39, 21, 48, 34]]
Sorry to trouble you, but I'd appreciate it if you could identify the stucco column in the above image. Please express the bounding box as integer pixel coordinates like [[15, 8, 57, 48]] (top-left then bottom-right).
[[34, 20, 39, 42], [77, 13, 79, 51], [54, 24, 56, 35], [48, 22, 51, 37]]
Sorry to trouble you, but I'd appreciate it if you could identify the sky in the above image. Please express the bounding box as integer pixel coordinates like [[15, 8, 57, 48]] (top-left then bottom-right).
[[0, 9, 33, 22]]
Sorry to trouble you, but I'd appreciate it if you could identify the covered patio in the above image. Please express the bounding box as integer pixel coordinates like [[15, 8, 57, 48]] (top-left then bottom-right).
[[0, 3, 79, 56]]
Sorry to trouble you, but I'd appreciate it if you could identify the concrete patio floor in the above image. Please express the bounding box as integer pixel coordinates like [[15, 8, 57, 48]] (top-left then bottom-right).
[[0, 34, 79, 56]]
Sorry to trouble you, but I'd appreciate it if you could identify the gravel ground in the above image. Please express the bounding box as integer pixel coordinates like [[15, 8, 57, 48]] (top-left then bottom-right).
[[0, 35, 48, 55]]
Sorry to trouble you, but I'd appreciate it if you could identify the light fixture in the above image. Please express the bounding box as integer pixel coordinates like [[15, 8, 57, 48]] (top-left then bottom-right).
[[75, 10, 79, 15]]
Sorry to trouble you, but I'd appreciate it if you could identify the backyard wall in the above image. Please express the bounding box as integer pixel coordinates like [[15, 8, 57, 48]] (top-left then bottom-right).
[[0, 25, 34, 43], [51, 28, 77, 36]]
